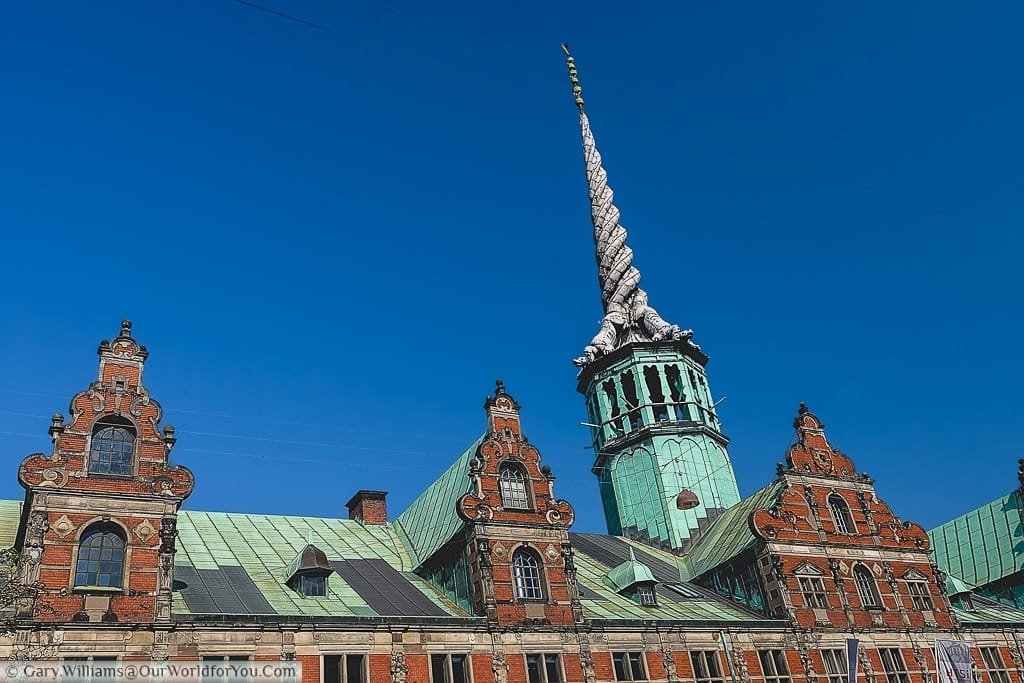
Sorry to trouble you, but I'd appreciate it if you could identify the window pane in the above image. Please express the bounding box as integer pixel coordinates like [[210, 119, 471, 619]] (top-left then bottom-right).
[[346, 656, 364, 683], [527, 655, 542, 683], [512, 549, 543, 600], [430, 656, 447, 683], [628, 653, 646, 681], [613, 653, 627, 681], [75, 526, 125, 587], [450, 656, 468, 683], [89, 425, 135, 475], [324, 656, 341, 683], [499, 466, 530, 509], [544, 655, 561, 683]]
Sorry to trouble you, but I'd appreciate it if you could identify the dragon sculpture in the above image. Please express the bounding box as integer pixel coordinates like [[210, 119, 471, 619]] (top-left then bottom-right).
[[564, 45, 693, 368]]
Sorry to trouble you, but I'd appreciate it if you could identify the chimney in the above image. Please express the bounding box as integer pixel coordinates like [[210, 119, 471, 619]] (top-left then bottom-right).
[[345, 490, 388, 525]]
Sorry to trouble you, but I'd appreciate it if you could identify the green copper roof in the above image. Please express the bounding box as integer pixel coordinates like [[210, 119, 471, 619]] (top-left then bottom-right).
[[572, 534, 773, 622], [929, 490, 1024, 589], [681, 480, 785, 581], [0, 500, 22, 548], [394, 435, 483, 567], [603, 549, 656, 592], [951, 598, 1024, 625], [945, 574, 975, 597], [173, 509, 466, 618], [0, 498, 772, 624]]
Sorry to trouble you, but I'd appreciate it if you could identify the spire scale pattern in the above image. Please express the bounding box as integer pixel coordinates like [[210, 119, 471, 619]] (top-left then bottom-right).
[[564, 46, 692, 368]]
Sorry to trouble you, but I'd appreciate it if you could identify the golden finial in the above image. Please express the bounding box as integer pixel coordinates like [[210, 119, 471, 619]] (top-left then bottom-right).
[[561, 43, 584, 109]]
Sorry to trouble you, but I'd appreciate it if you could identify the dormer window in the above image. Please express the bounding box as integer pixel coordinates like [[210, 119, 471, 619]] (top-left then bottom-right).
[[285, 544, 333, 597], [603, 548, 658, 607], [499, 463, 530, 509], [89, 416, 136, 476], [635, 584, 657, 607], [299, 574, 327, 597]]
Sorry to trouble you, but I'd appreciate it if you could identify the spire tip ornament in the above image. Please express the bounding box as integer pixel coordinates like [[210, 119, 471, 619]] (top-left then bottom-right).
[[563, 48, 693, 368], [562, 43, 584, 109]]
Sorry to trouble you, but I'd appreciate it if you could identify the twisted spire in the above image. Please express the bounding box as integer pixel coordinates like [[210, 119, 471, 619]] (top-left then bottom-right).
[[562, 45, 692, 368]]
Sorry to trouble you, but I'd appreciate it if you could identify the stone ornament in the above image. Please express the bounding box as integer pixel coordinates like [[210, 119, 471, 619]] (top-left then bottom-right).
[[40, 468, 68, 488], [390, 652, 408, 683], [52, 515, 75, 539], [491, 652, 509, 683], [134, 519, 157, 543]]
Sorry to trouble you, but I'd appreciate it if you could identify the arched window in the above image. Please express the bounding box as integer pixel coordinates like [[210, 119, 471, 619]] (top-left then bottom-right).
[[512, 547, 543, 600], [499, 464, 530, 509], [75, 524, 126, 588], [89, 416, 136, 476], [853, 564, 880, 608], [828, 494, 856, 535]]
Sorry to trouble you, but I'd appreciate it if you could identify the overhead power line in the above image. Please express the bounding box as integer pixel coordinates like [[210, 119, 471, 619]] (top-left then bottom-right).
[[227, 0, 331, 31], [0, 390, 468, 443]]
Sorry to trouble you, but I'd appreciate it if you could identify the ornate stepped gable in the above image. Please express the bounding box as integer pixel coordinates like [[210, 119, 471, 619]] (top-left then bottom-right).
[[455, 380, 581, 626], [16, 321, 193, 624], [742, 404, 952, 630]]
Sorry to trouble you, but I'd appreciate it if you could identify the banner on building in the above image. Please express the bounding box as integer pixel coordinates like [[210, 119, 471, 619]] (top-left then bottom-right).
[[936, 639, 973, 683], [846, 638, 859, 683]]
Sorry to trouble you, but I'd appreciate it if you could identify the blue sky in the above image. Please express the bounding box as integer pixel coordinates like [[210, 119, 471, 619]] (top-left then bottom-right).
[[1, 2, 1022, 533]]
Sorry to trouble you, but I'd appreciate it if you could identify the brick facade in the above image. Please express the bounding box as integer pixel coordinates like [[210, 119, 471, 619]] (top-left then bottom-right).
[[1, 325, 1022, 683], [15, 321, 192, 625]]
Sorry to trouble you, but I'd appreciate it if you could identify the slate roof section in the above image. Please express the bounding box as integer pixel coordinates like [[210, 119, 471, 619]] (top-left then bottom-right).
[[394, 435, 484, 567], [929, 491, 1024, 589], [571, 533, 681, 583], [331, 559, 450, 617], [173, 509, 466, 618], [681, 480, 785, 581]]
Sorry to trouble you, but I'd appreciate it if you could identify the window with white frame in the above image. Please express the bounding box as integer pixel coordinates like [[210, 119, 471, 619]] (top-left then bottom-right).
[[798, 575, 828, 608], [820, 649, 848, 683], [324, 655, 366, 683], [612, 652, 647, 681], [981, 647, 1010, 683], [75, 523, 126, 589], [905, 580, 934, 610], [430, 655, 470, 683], [498, 463, 530, 509], [758, 650, 792, 683], [879, 648, 910, 683], [526, 654, 563, 683], [636, 584, 657, 607], [512, 547, 544, 600], [828, 494, 856, 535], [690, 652, 724, 683], [853, 565, 881, 608]]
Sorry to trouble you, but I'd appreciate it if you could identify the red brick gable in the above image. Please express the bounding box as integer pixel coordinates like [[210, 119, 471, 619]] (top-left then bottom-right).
[[15, 321, 192, 624], [17, 321, 193, 499], [457, 381, 581, 627], [741, 403, 951, 630], [456, 381, 574, 528]]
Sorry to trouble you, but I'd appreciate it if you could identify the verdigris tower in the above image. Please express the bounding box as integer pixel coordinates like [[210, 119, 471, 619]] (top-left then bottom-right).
[[563, 46, 740, 552]]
